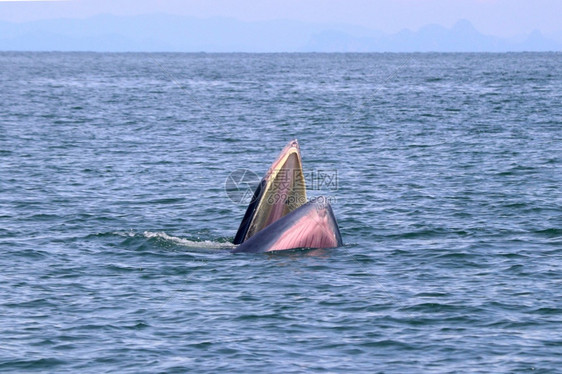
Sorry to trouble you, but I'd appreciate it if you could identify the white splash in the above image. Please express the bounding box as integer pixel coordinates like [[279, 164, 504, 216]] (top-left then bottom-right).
[[142, 231, 235, 249]]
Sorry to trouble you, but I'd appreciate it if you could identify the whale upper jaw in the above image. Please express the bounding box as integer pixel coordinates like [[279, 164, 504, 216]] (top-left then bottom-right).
[[233, 139, 307, 245]]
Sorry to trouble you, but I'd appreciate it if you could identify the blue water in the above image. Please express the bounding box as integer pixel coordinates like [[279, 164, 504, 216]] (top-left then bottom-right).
[[1, 52, 561, 373]]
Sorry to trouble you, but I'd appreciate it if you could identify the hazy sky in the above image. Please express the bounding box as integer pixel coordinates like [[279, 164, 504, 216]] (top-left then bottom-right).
[[1, 0, 561, 37]]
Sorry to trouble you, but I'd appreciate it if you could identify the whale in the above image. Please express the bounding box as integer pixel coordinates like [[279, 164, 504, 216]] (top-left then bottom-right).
[[232, 140, 342, 253]]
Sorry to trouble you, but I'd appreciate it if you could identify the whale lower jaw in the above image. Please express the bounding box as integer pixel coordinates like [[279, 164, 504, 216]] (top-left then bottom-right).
[[232, 197, 342, 253]]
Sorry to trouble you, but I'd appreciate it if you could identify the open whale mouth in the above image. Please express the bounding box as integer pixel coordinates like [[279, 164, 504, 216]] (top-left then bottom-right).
[[233, 139, 307, 244]]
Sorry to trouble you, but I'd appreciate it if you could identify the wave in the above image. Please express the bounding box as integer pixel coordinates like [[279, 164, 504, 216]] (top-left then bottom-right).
[[110, 230, 235, 249], [141, 231, 235, 249]]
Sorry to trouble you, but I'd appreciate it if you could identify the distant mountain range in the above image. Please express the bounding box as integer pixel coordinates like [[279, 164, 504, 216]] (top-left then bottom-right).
[[0, 14, 560, 52]]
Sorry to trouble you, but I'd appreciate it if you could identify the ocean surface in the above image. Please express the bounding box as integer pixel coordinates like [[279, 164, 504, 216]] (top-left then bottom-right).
[[1, 52, 561, 373]]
